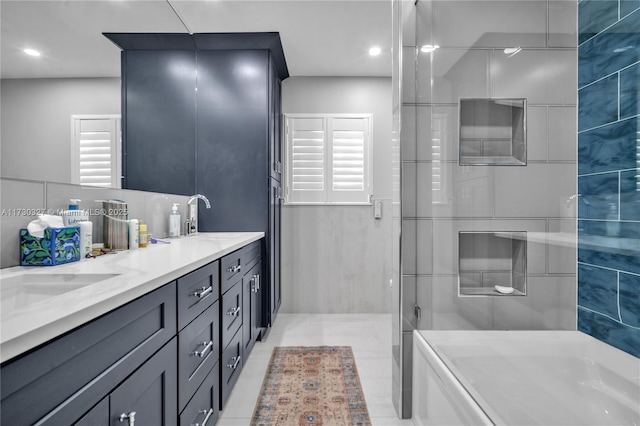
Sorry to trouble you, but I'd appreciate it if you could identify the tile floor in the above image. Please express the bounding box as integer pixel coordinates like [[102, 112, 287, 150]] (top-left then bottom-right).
[[217, 313, 415, 425]]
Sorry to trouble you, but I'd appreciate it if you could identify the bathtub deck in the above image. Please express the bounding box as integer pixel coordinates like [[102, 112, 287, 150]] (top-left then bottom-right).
[[415, 330, 640, 426]]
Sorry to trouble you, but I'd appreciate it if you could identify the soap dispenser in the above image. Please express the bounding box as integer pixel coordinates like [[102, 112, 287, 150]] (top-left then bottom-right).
[[169, 203, 181, 238], [62, 199, 88, 226]]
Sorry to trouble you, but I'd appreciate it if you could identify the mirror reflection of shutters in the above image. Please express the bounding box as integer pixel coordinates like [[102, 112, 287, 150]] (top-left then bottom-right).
[[71, 115, 121, 188]]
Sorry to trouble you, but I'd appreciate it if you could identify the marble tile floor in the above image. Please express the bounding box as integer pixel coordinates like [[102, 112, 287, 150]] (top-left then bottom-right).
[[217, 313, 414, 426]]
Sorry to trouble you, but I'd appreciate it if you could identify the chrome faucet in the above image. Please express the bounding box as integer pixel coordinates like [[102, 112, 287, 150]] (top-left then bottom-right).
[[186, 194, 211, 235]]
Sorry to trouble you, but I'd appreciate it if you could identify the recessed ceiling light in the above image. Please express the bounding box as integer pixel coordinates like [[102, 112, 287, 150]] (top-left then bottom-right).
[[23, 48, 41, 57], [420, 45, 439, 53], [369, 46, 382, 56]]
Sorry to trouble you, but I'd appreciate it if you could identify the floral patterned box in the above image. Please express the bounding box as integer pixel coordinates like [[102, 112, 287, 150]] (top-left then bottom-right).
[[20, 226, 81, 266]]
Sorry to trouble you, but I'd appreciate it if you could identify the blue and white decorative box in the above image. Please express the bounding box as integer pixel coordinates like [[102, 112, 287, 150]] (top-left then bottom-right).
[[19, 226, 81, 266]]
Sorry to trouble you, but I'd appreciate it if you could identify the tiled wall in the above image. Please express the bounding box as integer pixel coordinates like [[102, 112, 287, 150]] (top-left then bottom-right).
[[403, 0, 578, 332], [577, 0, 640, 357], [1, 178, 190, 268]]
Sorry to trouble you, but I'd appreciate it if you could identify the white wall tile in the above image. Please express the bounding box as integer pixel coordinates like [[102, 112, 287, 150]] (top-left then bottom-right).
[[548, 106, 577, 162], [525, 276, 576, 329], [432, 219, 547, 275], [415, 0, 433, 48], [548, 219, 577, 274], [416, 219, 434, 275], [494, 164, 576, 218], [527, 106, 548, 161], [422, 163, 494, 218], [493, 49, 577, 105], [415, 105, 432, 161], [548, 0, 578, 48], [432, 49, 491, 103], [401, 219, 417, 274], [429, 105, 459, 162], [402, 162, 417, 217], [1, 178, 45, 268], [402, 275, 417, 331], [416, 49, 432, 103], [432, 0, 547, 48], [402, 47, 417, 104], [416, 276, 433, 329], [401, 0, 417, 47], [401, 106, 417, 161]]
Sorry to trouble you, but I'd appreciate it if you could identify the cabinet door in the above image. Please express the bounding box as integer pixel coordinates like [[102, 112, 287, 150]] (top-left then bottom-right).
[[242, 262, 262, 357], [268, 178, 282, 325], [269, 59, 283, 182], [110, 338, 177, 426], [74, 398, 109, 426], [179, 365, 219, 426], [1, 283, 176, 426], [221, 281, 243, 350], [123, 49, 197, 196], [178, 301, 219, 411]]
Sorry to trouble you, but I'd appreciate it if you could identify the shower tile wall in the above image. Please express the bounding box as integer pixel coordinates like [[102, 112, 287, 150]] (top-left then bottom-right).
[[577, 0, 640, 357], [403, 0, 578, 332]]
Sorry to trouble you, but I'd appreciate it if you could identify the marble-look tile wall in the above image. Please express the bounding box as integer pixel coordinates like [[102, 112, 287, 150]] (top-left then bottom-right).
[[402, 0, 578, 333], [577, 0, 640, 357], [1, 178, 190, 268]]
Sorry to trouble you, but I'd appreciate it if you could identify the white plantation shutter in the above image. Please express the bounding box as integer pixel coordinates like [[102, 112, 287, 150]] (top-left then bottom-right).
[[71, 115, 121, 188], [285, 114, 372, 204], [289, 118, 325, 203]]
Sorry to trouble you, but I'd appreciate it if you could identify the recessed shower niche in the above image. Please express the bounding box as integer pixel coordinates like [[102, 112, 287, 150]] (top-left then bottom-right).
[[459, 98, 526, 165], [459, 231, 527, 296]]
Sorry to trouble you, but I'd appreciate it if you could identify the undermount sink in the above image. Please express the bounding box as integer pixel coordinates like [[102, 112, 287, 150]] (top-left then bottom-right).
[[1, 273, 119, 318]]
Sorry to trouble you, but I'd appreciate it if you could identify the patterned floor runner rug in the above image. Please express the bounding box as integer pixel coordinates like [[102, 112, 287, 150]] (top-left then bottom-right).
[[251, 346, 371, 426]]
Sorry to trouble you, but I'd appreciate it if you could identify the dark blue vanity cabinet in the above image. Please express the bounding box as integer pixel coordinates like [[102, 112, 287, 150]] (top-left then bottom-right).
[[0, 239, 263, 426], [104, 32, 286, 334]]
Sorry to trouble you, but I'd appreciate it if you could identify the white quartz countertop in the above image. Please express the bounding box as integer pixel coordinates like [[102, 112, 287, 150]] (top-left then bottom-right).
[[0, 232, 263, 363]]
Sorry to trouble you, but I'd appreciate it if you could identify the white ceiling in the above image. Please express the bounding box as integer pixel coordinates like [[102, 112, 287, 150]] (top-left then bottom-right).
[[0, 0, 392, 79]]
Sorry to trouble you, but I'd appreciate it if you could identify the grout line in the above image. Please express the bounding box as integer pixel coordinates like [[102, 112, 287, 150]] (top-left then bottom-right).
[[577, 113, 640, 134], [578, 305, 640, 330], [578, 5, 634, 47], [617, 271, 622, 322], [578, 261, 640, 277], [578, 167, 638, 177]]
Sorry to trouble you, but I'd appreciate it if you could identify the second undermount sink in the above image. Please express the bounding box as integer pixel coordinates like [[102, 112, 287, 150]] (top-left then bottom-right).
[[0, 273, 119, 318]]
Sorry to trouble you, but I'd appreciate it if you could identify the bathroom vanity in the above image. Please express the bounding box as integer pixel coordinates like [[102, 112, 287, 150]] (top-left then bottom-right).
[[0, 232, 264, 426]]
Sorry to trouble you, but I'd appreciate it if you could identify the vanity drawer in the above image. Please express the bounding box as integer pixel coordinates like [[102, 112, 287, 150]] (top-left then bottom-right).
[[242, 239, 261, 271], [220, 328, 243, 409], [178, 301, 219, 411], [177, 260, 220, 330], [221, 281, 243, 350], [0, 283, 176, 426], [220, 250, 243, 295], [179, 363, 219, 426]]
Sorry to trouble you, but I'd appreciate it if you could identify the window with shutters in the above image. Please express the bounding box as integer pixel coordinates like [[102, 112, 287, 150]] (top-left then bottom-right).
[[71, 115, 121, 188], [284, 114, 372, 205]]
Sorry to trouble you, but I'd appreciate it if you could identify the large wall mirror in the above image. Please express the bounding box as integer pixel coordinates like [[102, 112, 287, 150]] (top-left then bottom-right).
[[0, 1, 188, 187]]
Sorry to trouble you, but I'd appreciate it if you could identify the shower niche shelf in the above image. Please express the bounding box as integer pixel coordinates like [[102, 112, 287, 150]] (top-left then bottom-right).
[[458, 231, 527, 296], [459, 98, 526, 166]]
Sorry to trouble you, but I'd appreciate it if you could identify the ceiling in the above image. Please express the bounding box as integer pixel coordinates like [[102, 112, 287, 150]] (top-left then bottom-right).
[[0, 0, 392, 79]]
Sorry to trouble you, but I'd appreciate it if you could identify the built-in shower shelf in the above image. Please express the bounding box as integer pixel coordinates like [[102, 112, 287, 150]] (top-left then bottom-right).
[[460, 287, 526, 296], [459, 98, 527, 166], [458, 155, 526, 166], [459, 231, 527, 297]]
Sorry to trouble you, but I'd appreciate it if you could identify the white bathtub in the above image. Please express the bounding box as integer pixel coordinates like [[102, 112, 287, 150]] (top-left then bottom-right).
[[413, 330, 640, 426]]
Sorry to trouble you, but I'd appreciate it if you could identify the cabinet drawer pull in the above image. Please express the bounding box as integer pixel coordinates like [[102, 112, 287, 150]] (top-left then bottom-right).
[[226, 306, 240, 317], [226, 264, 241, 273], [119, 411, 136, 426], [227, 355, 241, 370], [191, 408, 214, 426], [191, 285, 213, 299], [191, 340, 213, 358], [251, 274, 260, 293]]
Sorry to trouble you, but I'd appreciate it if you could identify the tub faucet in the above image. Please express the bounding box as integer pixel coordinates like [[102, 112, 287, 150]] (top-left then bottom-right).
[[186, 194, 211, 235]]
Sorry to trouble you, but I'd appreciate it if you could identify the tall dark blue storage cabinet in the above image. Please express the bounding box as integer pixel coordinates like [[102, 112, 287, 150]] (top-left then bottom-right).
[[104, 32, 287, 328]]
